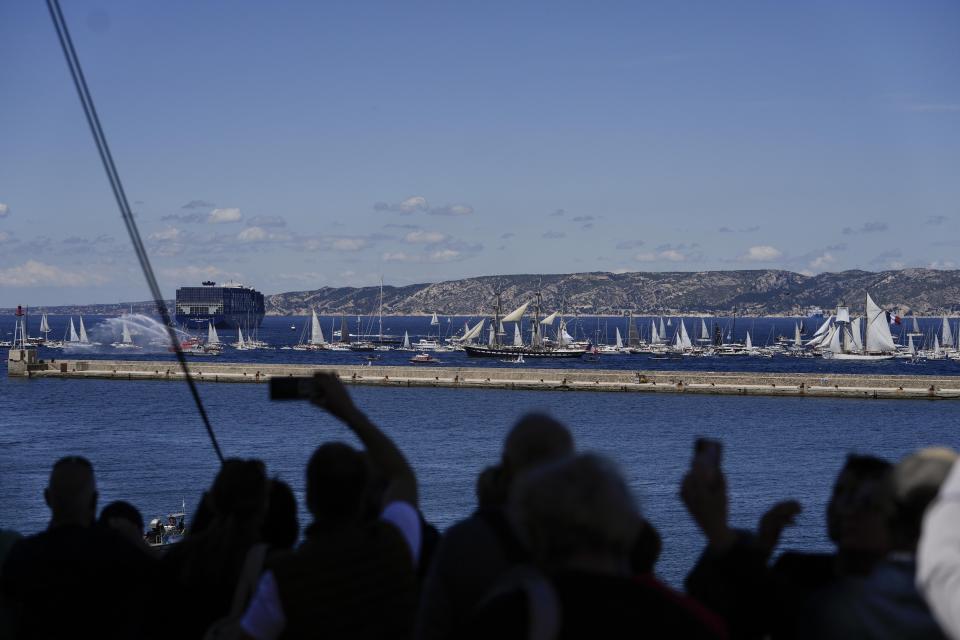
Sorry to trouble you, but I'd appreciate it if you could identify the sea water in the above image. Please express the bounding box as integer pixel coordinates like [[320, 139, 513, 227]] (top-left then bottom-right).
[[1, 315, 958, 586]]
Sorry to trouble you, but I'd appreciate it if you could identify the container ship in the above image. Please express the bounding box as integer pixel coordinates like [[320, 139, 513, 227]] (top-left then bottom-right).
[[175, 281, 265, 329]]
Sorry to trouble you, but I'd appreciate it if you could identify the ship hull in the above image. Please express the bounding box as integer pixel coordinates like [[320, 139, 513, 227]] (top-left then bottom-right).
[[464, 345, 587, 359]]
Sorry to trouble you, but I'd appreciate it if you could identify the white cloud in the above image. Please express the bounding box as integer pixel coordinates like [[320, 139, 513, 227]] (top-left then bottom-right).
[[374, 196, 430, 214], [237, 226, 268, 242], [429, 204, 474, 216], [634, 250, 686, 262], [0, 231, 12, 243], [247, 215, 286, 228], [159, 265, 242, 281], [208, 208, 242, 223], [382, 248, 464, 263], [0, 203, 9, 218], [809, 253, 835, 270], [148, 227, 184, 241], [404, 230, 447, 244], [0, 260, 108, 287], [740, 245, 782, 262], [331, 237, 368, 251]]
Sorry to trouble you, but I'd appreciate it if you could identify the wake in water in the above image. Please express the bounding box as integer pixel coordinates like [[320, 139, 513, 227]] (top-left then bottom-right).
[[63, 314, 193, 354]]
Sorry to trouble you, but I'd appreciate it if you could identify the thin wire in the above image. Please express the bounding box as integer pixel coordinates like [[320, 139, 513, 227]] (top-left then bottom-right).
[[46, 0, 225, 464]]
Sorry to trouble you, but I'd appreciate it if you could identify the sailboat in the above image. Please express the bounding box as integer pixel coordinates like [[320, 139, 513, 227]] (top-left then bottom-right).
[[397, 330, 414, 351], [233, 326, 251, 350], [204, 321, 223, 353], [66, 315, 97, 348], [39, 313, 50, 343], [464, 291, 586, 359], [598, 326, 625, 354], [293, 310, 327, 351], [827, 293, 898, 360], [111, 318, 140, 349]]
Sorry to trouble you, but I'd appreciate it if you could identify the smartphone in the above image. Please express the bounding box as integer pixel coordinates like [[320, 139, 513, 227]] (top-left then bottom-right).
[[269, 376, 317, 400], [693, 437, 722, 471]]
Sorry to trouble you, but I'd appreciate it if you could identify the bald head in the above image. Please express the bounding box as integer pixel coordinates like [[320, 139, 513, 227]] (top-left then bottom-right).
[[45, 456, 97, 528], [503, 413, 574, 477]]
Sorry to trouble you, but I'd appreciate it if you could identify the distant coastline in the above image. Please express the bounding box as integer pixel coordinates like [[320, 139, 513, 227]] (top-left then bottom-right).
[[3, 267, 959, 317]]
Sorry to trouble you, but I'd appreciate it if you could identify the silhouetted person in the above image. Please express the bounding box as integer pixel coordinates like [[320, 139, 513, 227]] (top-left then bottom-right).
[[1, 456, 159, 639], [99, 500, 149, 551], [800, 447, 953, 638], [467, 454, 724, 639], [240, 373, 421, 640], [684, 452, 895, 639], [261, 479, 299, 552], [162, 458, 269, 638], [416, 413, 575, 640]]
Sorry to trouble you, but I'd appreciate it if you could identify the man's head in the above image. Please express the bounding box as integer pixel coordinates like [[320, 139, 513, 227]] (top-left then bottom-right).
[[306, 442, 370, 524], [827, 454, 894, 553], [512, 453, 640, 570], [502, 413, 574, 481], [44, 456, 97, 528], [98, 500, 144, 546], [209, 458, 269, 524]]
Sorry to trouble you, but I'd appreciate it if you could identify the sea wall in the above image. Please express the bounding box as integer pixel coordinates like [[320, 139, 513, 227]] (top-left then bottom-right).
[[9, 355, 960, 400]]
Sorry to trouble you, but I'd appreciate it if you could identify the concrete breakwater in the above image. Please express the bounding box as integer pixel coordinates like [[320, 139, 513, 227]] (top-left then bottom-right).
[[7, 354, 960, 400]]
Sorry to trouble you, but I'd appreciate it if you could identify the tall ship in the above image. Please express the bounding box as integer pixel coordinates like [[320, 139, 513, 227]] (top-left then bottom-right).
[[464, 290, 587, 359], [175, 281, 265, 329]]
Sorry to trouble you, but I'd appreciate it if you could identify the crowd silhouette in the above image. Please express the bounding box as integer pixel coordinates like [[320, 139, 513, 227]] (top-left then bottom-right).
[[1, 373, 958, 639]]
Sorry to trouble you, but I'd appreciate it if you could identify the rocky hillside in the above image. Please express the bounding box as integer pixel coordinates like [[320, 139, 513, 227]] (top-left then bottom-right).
[[265, 269, 960, 316], [9, 269, 958, 317]]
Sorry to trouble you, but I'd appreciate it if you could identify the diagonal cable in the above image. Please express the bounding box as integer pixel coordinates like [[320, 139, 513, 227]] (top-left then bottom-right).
[[46, 0, 225, 464]]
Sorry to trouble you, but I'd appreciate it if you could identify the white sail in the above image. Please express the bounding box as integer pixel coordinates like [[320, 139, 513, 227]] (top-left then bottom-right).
[[667, 318, 673, 327], [310, 310, 325, 345], [403, 331, 411, 349], [676, 320, 692, 349], [659, 317, 666, 338], [827, 325, 843, 353], [121, 321, 132, 344], [912, 317, 920, 333], [430, 312, 439, 326], [806, 316, 834, 347], [615, 327, 623, 349], [208, 322, 220, 345], [540, 311, 558, 325], [865, 293, 897, 353], [942, 317, 954, 349], [462, 319, 485, 342], [745, 331, 753, 350], [40, 313, 50, 333], [513, 324, 523, 347], [501, 301, 530, 323], [237, 327, 246, 348], [79, 316, 89, 343], [794, 323, 802, 346], [650, 320, 660, 344], [849, 317, 863, 352], [934, 335, 941, 356], [701, 319, 709, 341], [69, 318, 79, 342], [487, 323, 496, 346], [908, 334, 916, 356]]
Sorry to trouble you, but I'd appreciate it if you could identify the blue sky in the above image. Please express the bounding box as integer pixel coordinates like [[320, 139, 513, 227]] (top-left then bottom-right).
[[1, 1, 958, 305]]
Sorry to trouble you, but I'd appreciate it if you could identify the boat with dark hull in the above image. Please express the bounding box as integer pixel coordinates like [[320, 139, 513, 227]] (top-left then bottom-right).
[[464, 344, 586, 358], [464, 289, 587, 359], [175, 281, 265, 329]]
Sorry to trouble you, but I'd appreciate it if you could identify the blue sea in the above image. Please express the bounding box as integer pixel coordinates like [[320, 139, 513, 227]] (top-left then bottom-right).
[[1, 314, 958, 587]]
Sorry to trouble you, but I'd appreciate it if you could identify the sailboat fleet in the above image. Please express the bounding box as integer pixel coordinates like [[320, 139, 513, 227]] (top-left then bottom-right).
[[8, 290, 960, 364]]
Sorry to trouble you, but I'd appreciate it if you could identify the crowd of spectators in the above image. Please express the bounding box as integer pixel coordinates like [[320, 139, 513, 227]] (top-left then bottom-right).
[[1, 373, 959, 639]]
